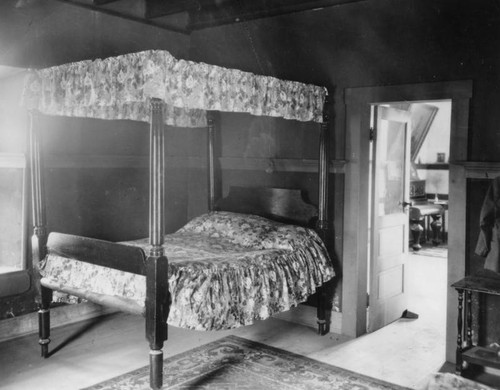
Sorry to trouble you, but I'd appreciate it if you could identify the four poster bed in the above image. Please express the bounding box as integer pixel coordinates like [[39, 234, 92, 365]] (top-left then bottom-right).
[[22, 50, 334, 389]]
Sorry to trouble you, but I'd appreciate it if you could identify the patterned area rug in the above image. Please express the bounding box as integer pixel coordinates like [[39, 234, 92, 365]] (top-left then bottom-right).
[[423, 373, 496, 390], [83, 335, 411, 390]]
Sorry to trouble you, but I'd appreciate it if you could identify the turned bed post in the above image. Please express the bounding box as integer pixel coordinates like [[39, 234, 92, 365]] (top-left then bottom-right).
[[146, 99, 170, 390], [29, 110, 53, 358], [316, 94, 330, 335], [207, 111, 217, 212]]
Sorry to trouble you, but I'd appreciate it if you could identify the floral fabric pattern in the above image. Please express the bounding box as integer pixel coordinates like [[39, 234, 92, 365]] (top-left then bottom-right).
[[40, 212, 335, 330], [422, 373, 495, 390], [22, 50, 327, 127]]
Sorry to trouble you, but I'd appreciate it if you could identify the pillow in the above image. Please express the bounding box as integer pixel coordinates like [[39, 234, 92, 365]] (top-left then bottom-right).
[[177, 211, 307, 250]]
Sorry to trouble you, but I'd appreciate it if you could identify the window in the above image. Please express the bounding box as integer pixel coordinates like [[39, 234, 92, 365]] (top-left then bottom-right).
[[0, 68, 31, 298], [0, 153, 30, 297]]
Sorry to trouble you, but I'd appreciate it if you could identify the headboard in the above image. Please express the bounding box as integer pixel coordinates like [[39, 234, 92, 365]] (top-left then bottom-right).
[[215, 186, 318, 227]]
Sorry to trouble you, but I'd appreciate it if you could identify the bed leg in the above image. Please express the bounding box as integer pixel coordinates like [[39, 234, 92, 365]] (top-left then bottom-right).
[[145, 254, 170, 390], [149, 349, 163, 390], [317, 285, 328, 335], [147, 100, 169, 389], [38, 286, 53, 358]]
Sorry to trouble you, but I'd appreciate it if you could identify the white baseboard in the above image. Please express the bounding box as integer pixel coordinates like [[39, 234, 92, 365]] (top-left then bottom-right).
[[0, 302, 116, 343], [484, 366, 500, 376], [273, 305, 342, 334]]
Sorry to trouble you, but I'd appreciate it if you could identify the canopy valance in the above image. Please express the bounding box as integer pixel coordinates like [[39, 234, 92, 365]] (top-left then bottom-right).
[[22, 50, 327, 127]]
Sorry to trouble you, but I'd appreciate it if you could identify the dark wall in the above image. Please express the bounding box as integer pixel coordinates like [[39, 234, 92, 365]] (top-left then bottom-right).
[[0, 0, 190, 68], [190, 0, 500, 161], [39, 116, 202, 239]]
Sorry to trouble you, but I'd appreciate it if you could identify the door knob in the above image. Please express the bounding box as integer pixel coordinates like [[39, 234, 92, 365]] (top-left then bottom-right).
[[400, 201, 412, 209]]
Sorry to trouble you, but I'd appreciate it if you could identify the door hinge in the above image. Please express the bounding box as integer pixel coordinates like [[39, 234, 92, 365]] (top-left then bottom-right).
[[369, 127, 375, 141]]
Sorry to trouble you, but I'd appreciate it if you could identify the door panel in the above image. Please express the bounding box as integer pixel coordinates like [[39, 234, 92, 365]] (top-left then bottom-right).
[[369, 105, 411, 332], [378, 265, 404, 299], [378, 224, 404, 259]]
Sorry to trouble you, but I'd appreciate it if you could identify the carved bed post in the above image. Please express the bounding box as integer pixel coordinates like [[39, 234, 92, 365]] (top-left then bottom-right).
[[207, 111, 217, 212], [146, 99, 170, 390], [316, 94, 330, 335], [29, 110, 53, 358]]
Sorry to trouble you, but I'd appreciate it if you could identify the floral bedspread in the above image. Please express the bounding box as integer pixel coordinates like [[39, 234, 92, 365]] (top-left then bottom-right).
[[40, 211, 335, 330]]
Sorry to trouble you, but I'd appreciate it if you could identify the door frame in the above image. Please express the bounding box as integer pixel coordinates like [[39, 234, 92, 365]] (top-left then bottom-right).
[[342, 80, 472, 364]]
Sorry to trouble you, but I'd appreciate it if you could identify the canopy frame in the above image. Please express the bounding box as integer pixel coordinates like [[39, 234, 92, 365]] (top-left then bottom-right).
[[26, 50, 331, 390]]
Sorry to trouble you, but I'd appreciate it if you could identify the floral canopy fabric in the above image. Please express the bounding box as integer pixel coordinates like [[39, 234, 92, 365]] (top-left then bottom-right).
[[22, 50, 327, 127]]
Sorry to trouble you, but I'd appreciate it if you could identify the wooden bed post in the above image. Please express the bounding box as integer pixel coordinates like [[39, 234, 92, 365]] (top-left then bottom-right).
[[316, 94, 330, 335], [146, 99, 170, 390], [207, 111, 217, 212], [29, 110, 53, 358]]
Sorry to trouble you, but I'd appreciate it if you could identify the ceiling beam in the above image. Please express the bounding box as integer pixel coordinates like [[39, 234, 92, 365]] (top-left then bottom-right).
[[54, 0, 190, 34], [54, 0, 369, 34], [92, 0, 118, 5], [144, 0, 201, 18], [189, 0, 368, 30]]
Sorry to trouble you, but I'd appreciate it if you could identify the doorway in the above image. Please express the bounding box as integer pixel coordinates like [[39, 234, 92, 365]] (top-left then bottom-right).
[[342, 81, 472, 365], [367, 100, 451, 333]]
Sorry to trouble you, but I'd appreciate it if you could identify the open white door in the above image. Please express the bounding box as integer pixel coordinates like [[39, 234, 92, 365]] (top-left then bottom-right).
[[369, 105, 411, 333]]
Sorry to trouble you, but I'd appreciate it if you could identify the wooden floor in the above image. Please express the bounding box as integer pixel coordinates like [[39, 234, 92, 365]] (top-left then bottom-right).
[[0, 253, 448, 390], [312, 251, 448, 389], [0, 313, 351, 390]]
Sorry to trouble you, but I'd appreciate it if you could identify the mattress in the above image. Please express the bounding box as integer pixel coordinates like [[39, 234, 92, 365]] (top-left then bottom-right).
[[39, 211, 335, 330]]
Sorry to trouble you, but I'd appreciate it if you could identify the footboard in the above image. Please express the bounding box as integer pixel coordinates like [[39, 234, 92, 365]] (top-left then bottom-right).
[[47, 232, 147, 275], [42, 231, 170, 371]]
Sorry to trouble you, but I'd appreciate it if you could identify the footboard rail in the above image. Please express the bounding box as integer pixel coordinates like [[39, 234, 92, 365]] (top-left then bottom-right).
[[43, 231, 170, 390], [47, 232, 147, 275]]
